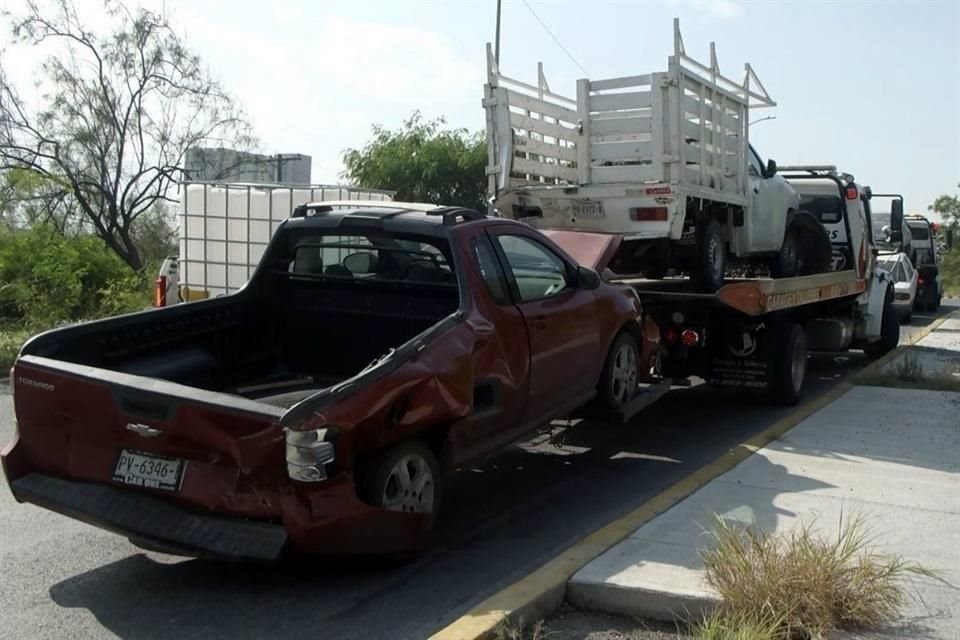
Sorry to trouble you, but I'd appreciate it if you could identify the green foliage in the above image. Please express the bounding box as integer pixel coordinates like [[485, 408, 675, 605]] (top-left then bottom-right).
[[0, 325, 31, 371], [942, 247, 960, 296], [928, 183, 960, 231], [0, 224, 150, 328], [342, 112, 487, 212]]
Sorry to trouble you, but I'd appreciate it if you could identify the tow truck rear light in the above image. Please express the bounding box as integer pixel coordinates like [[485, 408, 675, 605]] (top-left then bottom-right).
[[681, 329, 700, 347], [154, 276, 167, 307], [664, 327, 680, 344], [630, 207, 668, 221], [845, 185, 858, 200], [918, 276, 925, 285]]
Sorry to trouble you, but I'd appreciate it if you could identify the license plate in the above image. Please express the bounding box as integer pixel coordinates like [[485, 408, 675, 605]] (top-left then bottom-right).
[[572, 200, 605, 218], [113, 449, 185, 492]]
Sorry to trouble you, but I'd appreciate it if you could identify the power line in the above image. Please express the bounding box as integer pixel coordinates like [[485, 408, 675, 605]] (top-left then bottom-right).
[[520, 0, 591, 78]]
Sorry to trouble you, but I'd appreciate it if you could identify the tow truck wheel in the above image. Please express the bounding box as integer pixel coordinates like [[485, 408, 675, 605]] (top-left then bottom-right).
[[599, 333, 640, 410], [864, 295, 899, 359], [695, 219, 726, 292], [365, 440, 441, 516], [769, 322, 806, 406]]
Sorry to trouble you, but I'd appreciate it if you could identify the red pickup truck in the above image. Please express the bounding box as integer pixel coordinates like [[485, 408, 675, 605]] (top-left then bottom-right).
[[3, 203, 658, 560]]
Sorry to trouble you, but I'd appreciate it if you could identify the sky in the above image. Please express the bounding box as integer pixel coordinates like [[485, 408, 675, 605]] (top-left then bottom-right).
[[2, 0, 959, 218]]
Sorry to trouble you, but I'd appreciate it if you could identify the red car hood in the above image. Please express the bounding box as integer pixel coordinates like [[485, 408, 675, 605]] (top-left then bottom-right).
[[541, 230, 623, 273]]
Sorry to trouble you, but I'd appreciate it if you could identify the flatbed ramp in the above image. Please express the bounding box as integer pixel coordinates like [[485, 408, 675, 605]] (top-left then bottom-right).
[[620, 271, 866, 316]]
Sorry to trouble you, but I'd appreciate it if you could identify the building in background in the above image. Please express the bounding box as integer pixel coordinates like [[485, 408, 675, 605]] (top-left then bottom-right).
[[184, 148, 312, 184]]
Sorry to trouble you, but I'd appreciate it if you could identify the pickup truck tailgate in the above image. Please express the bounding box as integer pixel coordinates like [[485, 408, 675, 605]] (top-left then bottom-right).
[[4, 355, 287, 523]]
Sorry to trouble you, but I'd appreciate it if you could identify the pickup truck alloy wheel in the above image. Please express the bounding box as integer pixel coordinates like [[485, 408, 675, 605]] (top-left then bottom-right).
[[600, 333, 640, 409], [368, 441, 441, 515]]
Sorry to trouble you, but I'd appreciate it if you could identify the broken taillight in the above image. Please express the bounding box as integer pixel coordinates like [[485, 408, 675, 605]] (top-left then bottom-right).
[[285, 428, 337, 482], [154, 276, 167, 307]]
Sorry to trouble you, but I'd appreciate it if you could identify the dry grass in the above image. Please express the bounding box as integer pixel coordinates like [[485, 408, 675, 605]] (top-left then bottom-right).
[[857, 352, 960, 392], [493, 618, 549, 640], [699, 514, 943, 639], [691, 608, 784, 640]]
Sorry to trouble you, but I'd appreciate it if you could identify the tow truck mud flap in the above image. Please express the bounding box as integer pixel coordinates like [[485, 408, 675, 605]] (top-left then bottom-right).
[[11, 473, 287, 561], [707, 321, 771, 392]]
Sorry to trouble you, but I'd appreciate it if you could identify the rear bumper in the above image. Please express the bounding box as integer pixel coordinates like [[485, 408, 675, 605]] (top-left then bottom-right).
[[9, 473, 288, 561]]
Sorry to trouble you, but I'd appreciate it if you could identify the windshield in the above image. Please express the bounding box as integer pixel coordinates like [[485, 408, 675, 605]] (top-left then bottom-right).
[[907, 222, 930, 240], [799, 195, 844, 225]]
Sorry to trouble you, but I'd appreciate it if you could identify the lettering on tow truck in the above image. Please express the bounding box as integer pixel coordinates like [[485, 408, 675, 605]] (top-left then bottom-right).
[[764, 288, 822, 312]]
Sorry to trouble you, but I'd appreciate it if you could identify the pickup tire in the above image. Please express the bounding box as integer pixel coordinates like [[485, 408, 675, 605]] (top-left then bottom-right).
[[695, 219, 726, 292], [598, 333, 640, 410], [772, 211, 831, 278], [864, 292, 899, 360], [768, 322, 806, 406], [363, 440, 442, 517]]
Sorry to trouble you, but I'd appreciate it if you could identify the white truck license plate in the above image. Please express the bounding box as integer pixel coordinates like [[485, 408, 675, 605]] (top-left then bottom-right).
[[113, 449, 185, 492], [572, 200, 605, 218]]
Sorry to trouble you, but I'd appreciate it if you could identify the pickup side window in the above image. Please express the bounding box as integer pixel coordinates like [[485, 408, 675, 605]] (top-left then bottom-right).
[[747, 147, 763, 177], [471, 236, 511, 305], [495, 235, 570, 302]]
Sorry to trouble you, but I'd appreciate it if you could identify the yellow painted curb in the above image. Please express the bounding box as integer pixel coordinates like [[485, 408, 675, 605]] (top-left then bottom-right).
[[431, 309, 958, 640]]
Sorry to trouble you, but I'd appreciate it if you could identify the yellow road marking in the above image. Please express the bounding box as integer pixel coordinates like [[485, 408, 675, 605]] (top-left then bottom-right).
[[431, 310, 957, 640]]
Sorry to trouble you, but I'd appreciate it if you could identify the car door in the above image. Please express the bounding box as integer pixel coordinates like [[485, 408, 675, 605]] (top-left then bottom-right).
[[745, 146, 787, 253], [487, 228, 602, 425]]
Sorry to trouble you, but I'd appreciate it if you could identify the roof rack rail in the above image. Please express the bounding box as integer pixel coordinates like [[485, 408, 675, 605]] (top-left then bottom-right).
[[291, 200, 439, 218], [778, 165, 838, 173], [425, 207, 486, 225]]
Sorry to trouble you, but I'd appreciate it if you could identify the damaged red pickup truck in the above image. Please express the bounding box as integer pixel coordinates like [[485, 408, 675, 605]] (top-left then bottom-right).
[[2, 203, 657, 560]]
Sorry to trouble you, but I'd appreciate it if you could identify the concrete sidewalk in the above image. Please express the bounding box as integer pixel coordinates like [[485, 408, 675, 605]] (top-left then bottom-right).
[[568, 316, 960, 639]]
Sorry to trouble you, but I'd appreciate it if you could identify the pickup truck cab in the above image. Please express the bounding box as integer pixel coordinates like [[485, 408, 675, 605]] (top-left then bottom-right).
[[3, 202, 655, 560]]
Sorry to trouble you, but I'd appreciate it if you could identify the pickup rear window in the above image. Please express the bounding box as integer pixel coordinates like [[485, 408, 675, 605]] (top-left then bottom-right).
[[284, 231, 456, 287], [907, 223, 930, 240], [799, 195, 843, 224]]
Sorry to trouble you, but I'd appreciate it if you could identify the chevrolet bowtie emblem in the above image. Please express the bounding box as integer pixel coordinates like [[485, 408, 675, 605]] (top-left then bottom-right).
[[126, 423, 163, 438]]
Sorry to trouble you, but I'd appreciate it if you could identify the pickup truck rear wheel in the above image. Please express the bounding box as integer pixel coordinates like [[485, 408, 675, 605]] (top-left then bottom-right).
[[366, 440, 441, 515], [599, 333, 639, 410], [768, 322, 806, 406], [695, 219, 726, 292]]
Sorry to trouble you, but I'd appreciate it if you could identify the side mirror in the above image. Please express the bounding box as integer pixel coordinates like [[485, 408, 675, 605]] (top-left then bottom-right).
[[764, 159, 778, 178], [889, 199, 904, 244], [577, 265, 602, 290]]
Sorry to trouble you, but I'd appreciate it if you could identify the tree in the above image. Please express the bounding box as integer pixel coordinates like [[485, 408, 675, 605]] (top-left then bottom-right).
[[929, 183, 960, 229], [342, 113, 487, 212], [0, 0, 254, 271]]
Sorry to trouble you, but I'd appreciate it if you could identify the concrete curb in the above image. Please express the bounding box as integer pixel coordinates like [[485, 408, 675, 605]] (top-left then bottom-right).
[[430, 309, 959, 639]]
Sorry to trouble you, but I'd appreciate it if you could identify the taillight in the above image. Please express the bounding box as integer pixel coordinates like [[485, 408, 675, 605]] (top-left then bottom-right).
[[845, 185, 858, 200], [286, 428, 337, 482], [154, 276, 167, 307], [664, 327, 679, 344], [681, 329, 701, 346], [918, 276, 925, 285], [630, 207, 668, 221]]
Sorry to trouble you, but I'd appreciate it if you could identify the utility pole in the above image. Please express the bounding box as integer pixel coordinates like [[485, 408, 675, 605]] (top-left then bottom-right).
[[495, 0, 502, 64]]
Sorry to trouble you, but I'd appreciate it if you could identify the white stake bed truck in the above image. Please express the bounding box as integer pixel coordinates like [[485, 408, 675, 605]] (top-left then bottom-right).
[[483, 19, 830, 292]]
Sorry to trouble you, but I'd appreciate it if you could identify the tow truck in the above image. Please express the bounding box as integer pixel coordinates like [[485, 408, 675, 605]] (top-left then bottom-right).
[[539, 171, 902, 413]]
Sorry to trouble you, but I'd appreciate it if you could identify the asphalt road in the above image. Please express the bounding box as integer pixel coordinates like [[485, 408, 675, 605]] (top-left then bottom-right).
[[0, 303, 955, 640]]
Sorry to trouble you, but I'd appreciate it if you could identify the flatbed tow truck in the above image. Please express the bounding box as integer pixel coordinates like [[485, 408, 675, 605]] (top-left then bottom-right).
[[556, 169, 902, 420]]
